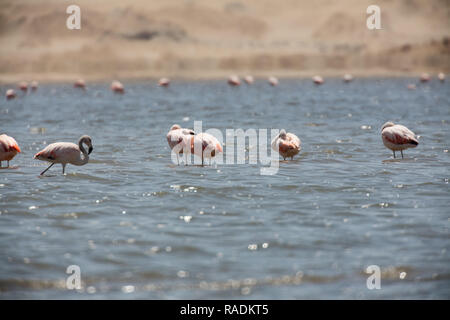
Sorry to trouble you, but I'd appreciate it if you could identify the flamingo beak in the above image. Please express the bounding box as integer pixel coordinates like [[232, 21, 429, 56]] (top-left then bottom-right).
[[88, 146, 93, 154]]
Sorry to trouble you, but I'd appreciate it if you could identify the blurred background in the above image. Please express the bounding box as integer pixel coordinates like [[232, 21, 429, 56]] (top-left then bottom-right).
[[0, 0, 449, 82]]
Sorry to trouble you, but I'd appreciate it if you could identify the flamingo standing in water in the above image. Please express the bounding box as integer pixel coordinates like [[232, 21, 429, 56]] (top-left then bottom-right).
[[228, 75, 241, 86], [268, 76, 279, 86], [6, 89, 16, 100], [167, 124, 195, 165], [438, 72, 445, 82], [31, 81, 38, 91], [244, 75, 254, 84], [420, 73, 430, 82], [18, 81, 28, 92], [111, 81, 124, 93], [34, 135, 93, 175], [159, 78, 170, 87], [74, 79, 86, 89], [381, 122, 418, 158], [313, 75, 324, 85], [271, 129, 301, 160], [0, 134, 21, 167], [343, 74, 353, 83], [190, 133, 223, 166]]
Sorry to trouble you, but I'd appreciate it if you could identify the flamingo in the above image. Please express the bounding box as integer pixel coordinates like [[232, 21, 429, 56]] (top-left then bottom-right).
[[271, 129, 301, 160], [420, 73, 430, 82], [159, 78, 170, 87], [6, 89, 16, 100], [407, 84, 416, 90], [190, 132, 223, 166], [268, 76, 279, 86], [381, 122, 418, 158], [0, 134, 21, 167], [111, 80, 124, 93], [244, 75, 254, 84], [343, 74, 353, 83], [34, 135, 93, 175], [18, 81, 28, 92], [31, 81, 38, 91], [438, 72, 445, 82], [228, 75, 241, 86], [313, 75, 324, 85], [74, 79, 86, 89], [167, 124, 195, 165]]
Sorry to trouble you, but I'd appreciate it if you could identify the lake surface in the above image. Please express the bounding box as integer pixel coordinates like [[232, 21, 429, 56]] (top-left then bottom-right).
[[0, 78, 449, 299]]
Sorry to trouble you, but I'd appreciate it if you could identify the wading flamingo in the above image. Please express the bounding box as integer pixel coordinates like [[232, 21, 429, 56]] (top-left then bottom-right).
[[159, 78, 170, 87], [167, 124, 195, 165], [343, 74, 353, 83], [18, 81, 28, 92], [0, 134, 21, 167], [271, 129, 301, 160], [6, 89, 16, 100], [244, 75, 254, 84], [31, 81, 38, 91], [190, 133, 223, 166], [228, 75, 241, 86], [438, 72, 445, 82], [34, 135, 93, 175], [313, 75, 324, 85], [111, 80, 124, 93], [381, 122, 418, 159], [74, 79, 86, 89], [268, 76, 279, 86], [420, 73, 430, 82]]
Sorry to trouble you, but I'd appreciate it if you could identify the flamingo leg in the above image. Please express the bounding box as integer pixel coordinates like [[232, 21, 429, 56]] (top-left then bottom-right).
[[0, 161, 2, 167], [401, 150, 404, 159], [40, 163, 55, 175], [177, 154, 179, 166], [201, 153, 204, 167], [393, 151, 396, 158], [7, 161, 9, 167], [62, 163, 66, 174]]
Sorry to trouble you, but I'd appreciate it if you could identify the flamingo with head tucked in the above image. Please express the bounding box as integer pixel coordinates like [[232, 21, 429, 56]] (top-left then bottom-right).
[[0, 134, 21, 167], [343, 74, 353, 83], [438, 72, 445, 82], [167, 124, 195, 165], [159, 78, 170, 87], [381, 122, 418, 158], [244, 75, 254, 84], [190, 132, 223, 166], [313, 75, 324, 85], [228, 75, 241, 86], [420, 73, 430, 82], [271, 129, 301, 160], [31, 81, 38, 91], [74, 79, 86, 89], [34, 135, 93, 175], [6, 89, 16, 100], [111, 81, 124, 93], [268, 76, 279, 86], [18, 81, 28, 92]]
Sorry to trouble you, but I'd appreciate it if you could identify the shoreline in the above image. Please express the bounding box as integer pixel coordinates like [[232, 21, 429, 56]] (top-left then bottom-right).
[[0, 69, 445, 85]]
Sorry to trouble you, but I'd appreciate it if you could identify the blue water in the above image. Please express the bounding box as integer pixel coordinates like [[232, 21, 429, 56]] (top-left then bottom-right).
[[0, 78, 449, 299]]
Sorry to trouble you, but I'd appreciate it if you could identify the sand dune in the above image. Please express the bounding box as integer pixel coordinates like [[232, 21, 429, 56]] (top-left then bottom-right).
[[0, 0, 449, 82]]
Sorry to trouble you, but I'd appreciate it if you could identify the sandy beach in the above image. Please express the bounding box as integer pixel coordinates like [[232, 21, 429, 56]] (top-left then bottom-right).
[[0, 0, 449, 83]]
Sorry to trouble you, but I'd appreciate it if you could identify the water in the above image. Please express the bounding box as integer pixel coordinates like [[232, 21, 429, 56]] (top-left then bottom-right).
[[0, 78, 449, 299]]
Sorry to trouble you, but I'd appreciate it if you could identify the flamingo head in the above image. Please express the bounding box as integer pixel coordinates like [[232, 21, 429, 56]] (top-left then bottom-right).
[[79, 135, 93, 154], [381, 121, 395, 131], [279, 129, 287, 139], [170, 124, 181, 131]]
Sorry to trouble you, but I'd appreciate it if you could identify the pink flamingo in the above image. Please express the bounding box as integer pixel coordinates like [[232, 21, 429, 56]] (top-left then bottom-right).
[[343, 74, 353, 83], [228, 75, 241, 86], [18, 81, 28, 92], [0, 134, 21, 167], [313, 75, 324, 85], [34, 135, 93, 175], [111, 80, 124, 93], [190, 132, 223, 166], [74, 79, 86, 89], [381, 122, 418, 158], [167, 124, 195, 165], [159, 78, 170, 87], [244, 75, 254, 84], [31, 81, 38, 91], [268, 76, 279, 86], [438, 72, 445, 82], [271, 129, 301, 160], [420, 73, 430, 82], [6, 89, 16, 100]]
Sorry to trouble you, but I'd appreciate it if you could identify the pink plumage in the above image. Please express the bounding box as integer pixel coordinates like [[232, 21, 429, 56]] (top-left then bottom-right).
[[0, 134, 21, 167], [381, 122, 418, 158]]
